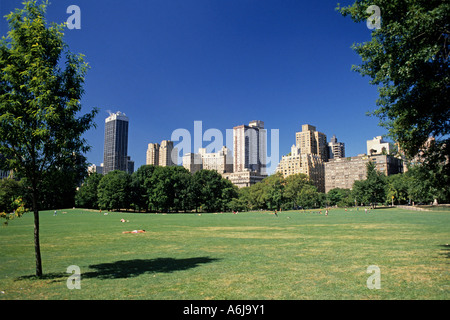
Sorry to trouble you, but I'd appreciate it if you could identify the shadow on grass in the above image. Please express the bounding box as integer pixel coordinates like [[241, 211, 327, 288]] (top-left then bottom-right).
[[16, 257, 220, 281], [84, 257, 220, 279], [439, 244, 450, 259]]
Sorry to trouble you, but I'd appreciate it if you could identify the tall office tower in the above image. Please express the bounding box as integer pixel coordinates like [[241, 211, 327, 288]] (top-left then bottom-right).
[[146, 143, 160, 166], [233, 120, 267, 174], [327, 135, 345, 159], [159, 140, 178, 166], [295, 124, 328, 162], [103, 111, 129, 174]]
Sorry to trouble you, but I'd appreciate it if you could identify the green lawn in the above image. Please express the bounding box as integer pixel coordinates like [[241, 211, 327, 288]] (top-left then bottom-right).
[[0, 208, 449, 300]]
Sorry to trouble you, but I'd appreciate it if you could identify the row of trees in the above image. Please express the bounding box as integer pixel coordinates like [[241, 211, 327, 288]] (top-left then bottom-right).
[[75, 165, 239, 213], [75, 165, 330, 213], [327, 161, 450, 209], [3, 159, 447, 216], [74, 166, 345, 213], [230, 173, 325, 212]]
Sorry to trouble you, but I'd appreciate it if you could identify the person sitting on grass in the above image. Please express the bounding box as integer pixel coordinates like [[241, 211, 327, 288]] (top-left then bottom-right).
[[122, 230, 146, 234]]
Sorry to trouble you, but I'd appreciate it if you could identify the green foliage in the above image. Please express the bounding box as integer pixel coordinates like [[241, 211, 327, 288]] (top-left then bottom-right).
[[327, 188, 353, 207], [365, 161, 387, 207], [75, 172, 103, 209], [351, 160, 448, 206], [0, 1, 97, 187], [351, 161, 387, 208], [97, 170, 131, 211], [262, 173, 285, 210], [337, 0, 449, 158], [75, 167, 328, 213], [191, 169, 237, 212], [0, 0, 97, 276], [234, 173, 324, 211], [148, 166, 193, 212], [386, 173, 410, 205], [0, 196, 26, 225], [337, 0, 450, 188], [0, 178, 24, 213], [405, 163, 449, 204], [77, 166, 238, 213]]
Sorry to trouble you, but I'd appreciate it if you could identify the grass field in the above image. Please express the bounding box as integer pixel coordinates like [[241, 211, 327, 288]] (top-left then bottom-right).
[[0, 208, 449, 300]]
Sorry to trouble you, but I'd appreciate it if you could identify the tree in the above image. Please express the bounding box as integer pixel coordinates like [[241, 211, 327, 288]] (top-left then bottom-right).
[[297, 184, 322, 209], [97, 170, 131, 211], [366, 161, 387, 208], [220, 178, 239, 212], [37, 153, 88, 210], [262, 172, 285, 210], [352, 161, 387, 208], [0, 178, 24, 213], [147, 166, 175, 212], [0, 1, 97, 276], [283, 173, 312, 209], [386, 173, 409, 205], [338, 0, 449, 180], [352, 179, 368, 206], [169, 166, 193, 212], [405, 163, 450, 204], [245, 182, 267, 210], [131, 165, 156, 211], [191, 169, 235, 212], [75, 172, 103, 209], [327, 188, 353, 207]]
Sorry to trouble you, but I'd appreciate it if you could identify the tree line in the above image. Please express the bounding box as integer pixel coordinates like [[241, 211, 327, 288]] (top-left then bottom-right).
[[328, 161, 450, 208], [75, 165, 238, 212], [2, 160, 448, 216], [74, 165, 334, 213]]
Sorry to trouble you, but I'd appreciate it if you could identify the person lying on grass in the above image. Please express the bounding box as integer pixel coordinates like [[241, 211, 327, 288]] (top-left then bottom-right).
[[122, 230, 146, 234]]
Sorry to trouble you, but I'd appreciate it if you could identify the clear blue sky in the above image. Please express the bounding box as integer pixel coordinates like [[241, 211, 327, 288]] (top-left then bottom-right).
[[1, 0, 388, 174]]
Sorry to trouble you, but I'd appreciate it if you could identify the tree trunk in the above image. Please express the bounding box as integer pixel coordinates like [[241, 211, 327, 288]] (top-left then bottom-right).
[[32, 190, 43, 277]]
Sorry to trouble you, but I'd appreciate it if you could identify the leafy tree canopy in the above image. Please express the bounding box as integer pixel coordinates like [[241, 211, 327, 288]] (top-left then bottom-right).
[[337, 0, 449, 170]]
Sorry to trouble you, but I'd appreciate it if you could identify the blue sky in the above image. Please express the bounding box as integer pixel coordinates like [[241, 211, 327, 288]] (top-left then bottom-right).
[[1, 0, 388, 173]]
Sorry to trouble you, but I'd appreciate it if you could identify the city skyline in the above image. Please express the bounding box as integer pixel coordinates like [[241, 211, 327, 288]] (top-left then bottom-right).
[[97, 110, 394, 176], [0, 0, 390, 171]]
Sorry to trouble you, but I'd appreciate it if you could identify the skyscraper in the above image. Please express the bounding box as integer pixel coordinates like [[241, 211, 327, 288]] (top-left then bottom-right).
[[275, 124, 327, 192], [159, 140, 178, 166], [295, 124, 328, 162], [233, 120, 266, 174], [327, 135, 345, 159], [103, 111, 130, 174], [146, 143, 160, 166], [146, 140, 178, 167]]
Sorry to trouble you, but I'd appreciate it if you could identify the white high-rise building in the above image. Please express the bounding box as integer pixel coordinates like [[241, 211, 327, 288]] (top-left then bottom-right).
[[328, 135, 345, 159], [233, 120, 267, 174]]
